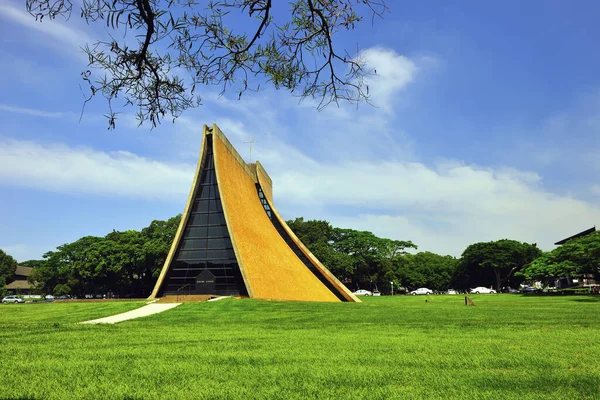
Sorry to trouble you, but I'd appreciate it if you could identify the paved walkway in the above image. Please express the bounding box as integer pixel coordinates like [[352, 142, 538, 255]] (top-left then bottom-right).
[[80, 302, 181, 324], [207, 296, 231, 302]]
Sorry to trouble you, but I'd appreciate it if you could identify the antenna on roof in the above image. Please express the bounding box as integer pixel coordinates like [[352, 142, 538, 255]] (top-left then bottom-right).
[[244, 137, 257, 162]]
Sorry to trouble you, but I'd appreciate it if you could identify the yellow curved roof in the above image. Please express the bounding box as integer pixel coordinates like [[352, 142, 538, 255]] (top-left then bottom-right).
[[213, 132, 340, 302], [260, 189, 361, 303]]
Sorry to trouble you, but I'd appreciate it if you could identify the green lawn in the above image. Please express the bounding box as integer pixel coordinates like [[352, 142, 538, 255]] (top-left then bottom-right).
[[1, 295, 599, 399]]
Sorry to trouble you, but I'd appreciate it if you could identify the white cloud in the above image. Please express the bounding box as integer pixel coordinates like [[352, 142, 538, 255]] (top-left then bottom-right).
[[169, 90, 600, 257], [2, 125, 599, 257], [0, 139, 194, 201], [359, 47, 418, 110], [1, 36, 597, 258], [0, 1, 92, 59], [0, 104, 66, 118], [251, 141, 600, 255]]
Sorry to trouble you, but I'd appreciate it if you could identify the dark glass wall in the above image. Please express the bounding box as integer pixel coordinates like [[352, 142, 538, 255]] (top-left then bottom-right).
[[161, 135, 247, 296]]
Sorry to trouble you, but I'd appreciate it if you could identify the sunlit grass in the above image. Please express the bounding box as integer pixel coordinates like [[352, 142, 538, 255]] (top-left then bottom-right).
[[1, 295, 599, 399]]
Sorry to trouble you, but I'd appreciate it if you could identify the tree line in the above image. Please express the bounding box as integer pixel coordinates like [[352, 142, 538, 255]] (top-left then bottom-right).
[[287, 218, 542, 293], [1, 216, 598, 297], [1, 216, 180, 298]]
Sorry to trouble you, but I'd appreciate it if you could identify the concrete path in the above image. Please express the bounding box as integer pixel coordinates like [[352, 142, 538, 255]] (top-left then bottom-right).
[[80, 303, 181, 324], [207, 296, 231, 302]]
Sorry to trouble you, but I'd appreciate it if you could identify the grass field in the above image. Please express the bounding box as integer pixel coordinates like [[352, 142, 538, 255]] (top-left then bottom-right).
[[1, 295, 599, 399]]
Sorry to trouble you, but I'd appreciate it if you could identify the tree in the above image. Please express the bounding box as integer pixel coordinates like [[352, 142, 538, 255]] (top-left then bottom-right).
[[395, 252, 458, 291], [140, 215, 181, 285], [20, 260, 47, 269], [286, 218, 355, 282], [286, 218, 417, 291], [25, 0, 388, 128], [28, 216, 181, 297], [0, 249, 18, 284], [0, 249, 18, 297], [459, 239, 542, 291], [519, 232, 600, 281], [30, 236, 105, 296], [330, 228, 417, 291]]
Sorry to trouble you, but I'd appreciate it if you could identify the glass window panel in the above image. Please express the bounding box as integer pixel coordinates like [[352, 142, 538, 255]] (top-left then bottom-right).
[[183, 262, 206, 270], [207, 199, 221, 212], [202, 170, 214, 184], [200, 171, 209, 184], [194, 200, 210, 213], [181, 239, 207, 250], [207, 226, 225, 237], [206, 249, 227, 259], [177, 250, 206, 260], [191, 250, 206, 259], [208, 265, 225, 274], [199, 185, 210, 199], [208, 213, 225, 226], [174, 261, 190, 269], [185, 226, 206, 238], [207, 238, 225, 249], [207, 261, 226, 269], [188, 214, 208, 226]]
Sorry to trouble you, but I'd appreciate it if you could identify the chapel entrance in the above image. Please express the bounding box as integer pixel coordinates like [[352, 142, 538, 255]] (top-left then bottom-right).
[[195, 269, 216, 294]]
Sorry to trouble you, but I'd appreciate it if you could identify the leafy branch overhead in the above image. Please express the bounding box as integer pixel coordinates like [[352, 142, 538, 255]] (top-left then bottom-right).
[[25, 0, 388, 128]]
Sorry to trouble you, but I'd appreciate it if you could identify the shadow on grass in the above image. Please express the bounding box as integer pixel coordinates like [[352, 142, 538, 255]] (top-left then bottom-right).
[[3, 397, 39, 400], [569, 297, 600, 303]]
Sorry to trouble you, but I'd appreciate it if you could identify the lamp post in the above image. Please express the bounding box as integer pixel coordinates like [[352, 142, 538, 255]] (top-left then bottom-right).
[[391, 281, 394, 296]]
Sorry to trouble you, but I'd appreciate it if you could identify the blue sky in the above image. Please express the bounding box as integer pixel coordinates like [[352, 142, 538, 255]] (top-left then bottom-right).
[[1, 0, 599, 261]]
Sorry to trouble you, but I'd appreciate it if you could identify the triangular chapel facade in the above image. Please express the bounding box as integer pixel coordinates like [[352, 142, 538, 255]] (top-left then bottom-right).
[[149, 124, 359, 302]]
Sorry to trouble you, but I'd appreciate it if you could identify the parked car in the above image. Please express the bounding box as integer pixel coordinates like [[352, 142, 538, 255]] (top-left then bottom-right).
[[502, 287, 519, 294], [372, 290, 381, 297], [447, 289, 457, 295], [353, 289, 373, 296], [410, 288, 433, 295], [469, 287, 496, 294], [2, 295, 25, 304], [521, 286, 539, 294]]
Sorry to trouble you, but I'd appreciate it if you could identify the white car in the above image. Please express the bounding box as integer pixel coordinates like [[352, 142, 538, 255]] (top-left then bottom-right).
[[353, 289, 373, 296], [410, 288, 433, 295], [2, 295, 25, 304], [447, 289, 457, 295], [470, 287, 496, 294]]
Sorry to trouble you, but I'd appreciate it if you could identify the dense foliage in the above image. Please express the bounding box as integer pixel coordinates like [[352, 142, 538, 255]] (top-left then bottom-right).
[[518, 231, 600, 281], [396, 252, 459, 292], [457, 239, 542, 291], [24, 216, 180, 298], [0, 249, 18, 297], [5, 216, 595, 297], [288, 218, 458, 293]]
